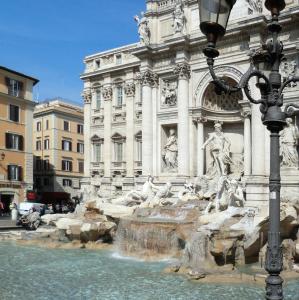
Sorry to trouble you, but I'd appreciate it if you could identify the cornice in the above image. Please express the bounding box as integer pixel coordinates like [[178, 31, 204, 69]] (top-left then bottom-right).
[[0, 92, 36, 107], [81, 61, 140, 79]]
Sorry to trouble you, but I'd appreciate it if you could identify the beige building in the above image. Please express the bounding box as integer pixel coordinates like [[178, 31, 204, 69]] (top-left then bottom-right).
[[0, 66, 38, 211], [33, 100, 84, 198]]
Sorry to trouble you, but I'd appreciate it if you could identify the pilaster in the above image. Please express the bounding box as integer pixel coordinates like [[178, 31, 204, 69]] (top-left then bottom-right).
[[174, 62, 191, 177]]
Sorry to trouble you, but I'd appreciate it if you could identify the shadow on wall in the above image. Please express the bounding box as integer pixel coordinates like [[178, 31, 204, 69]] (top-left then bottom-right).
[[33, 155, 79, 199]]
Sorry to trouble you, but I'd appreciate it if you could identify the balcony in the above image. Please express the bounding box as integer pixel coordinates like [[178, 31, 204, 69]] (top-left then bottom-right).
[[134, 161, 142, 177], [111, 161, 126, 177], [91, 162, 104, 177]]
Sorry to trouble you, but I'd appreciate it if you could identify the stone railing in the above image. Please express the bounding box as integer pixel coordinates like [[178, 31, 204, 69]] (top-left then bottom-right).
[[111, 161, 127, 177]]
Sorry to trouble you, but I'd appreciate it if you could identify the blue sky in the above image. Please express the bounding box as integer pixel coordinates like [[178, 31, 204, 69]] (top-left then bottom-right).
[[0, 0, 145, 105]]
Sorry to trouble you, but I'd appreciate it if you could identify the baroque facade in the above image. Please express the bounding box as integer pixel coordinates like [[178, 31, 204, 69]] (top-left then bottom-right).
[[81, 0, 299, 206]]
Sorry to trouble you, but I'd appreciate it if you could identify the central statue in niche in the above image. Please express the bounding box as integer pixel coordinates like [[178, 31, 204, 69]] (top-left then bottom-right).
[[202, 123, 233, 177], [162, 128, 178, 172]]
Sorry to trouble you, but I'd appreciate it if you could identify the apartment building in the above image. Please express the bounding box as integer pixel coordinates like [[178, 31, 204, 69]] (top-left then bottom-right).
[[0, 66, 38, 211], [33, 100, 84, 198]]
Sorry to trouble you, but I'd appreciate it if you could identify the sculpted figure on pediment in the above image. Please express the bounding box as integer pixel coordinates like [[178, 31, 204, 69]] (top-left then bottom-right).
[[280, 117, 299, 168], [172, 0, 185, 34], [247, 0, 263, 13], [134, 12, 150, 46]]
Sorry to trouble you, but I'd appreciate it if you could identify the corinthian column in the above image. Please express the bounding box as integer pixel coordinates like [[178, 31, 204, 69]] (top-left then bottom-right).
[[124, 82, 135, 177], [196, 116, 207, 176], [102, 85, 113, 178], [174, 62, 191, 177], [82, 89, 92, 178], [140, 70, 157, 176], [242, 110, 252, 176]]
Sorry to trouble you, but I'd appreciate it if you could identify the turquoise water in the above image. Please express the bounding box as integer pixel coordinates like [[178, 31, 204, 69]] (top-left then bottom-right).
[[0, 242, 298, 300]]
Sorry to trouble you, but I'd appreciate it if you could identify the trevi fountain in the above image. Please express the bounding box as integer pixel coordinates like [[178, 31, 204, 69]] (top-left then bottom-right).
[[2, 0, 299, 299]]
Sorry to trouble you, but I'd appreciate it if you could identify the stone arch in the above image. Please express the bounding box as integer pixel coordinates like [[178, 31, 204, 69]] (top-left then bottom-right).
[[203, 77, 243, 112], [194, 66, 247, 108]]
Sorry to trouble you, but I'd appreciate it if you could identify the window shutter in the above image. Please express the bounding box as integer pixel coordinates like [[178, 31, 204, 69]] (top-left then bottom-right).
[[70, 161, 73, 172], [62, 160, 65, 171], [77, 143, 79, 153], [19, 135, 24, 151], [19, 82, 24, 91], [5, 133, 11, 149], [62, 140, 64, 150], [7, 165, 11, 180], [18, 166, 23, 181], [5, 77, 10, 86], [69, 142, 72, 152]]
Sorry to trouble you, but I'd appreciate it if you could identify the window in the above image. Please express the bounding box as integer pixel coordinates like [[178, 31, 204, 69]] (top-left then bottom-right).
[[36, 121, 42, 131], [44, 159, 50, 171], [93, 143, 102, 162], [135, 132, 142, 162], [44, 177, 50, 186], [77, 143, 84, 154], [63, 179, 72, 187], [9, 105, 19, 122], [62, 140, 72, 151], [44, 139, 50, 150], [35, 177, 41, 187], [6, 78, 23, 97], [96, 90, 101, 109], [36, 140, 42, 151], [62, 160, 72, 172], [137, 141, 142, 161], [35, 158, 42, 171], [63, 121, 70, 131], [116, 86, 123, 106], [78, 161, 84, 173], [7, 165, 22, 181], [116, 54, 122, 65], [114, 142, 123, 162], [5, 133, 23, 150], [77, 124, 84, 134], [95, 60, 100, 68], [45, 120, 49, 130]]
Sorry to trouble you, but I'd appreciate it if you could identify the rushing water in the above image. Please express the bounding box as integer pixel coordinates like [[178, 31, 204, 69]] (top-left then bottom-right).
[[0, 242, 298, 300]]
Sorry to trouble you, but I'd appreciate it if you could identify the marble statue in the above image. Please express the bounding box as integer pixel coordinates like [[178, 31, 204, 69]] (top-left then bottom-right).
[[281, 60, 297, 87], [178, 182, 199, 202], [202, 123, 233, 177], [112, 176, 159, 206], [161, 81, 177, 106], [172, 1, 185, 34], [134, 12, 150, 45], [204, 177, 245, 214], [247, 0, 263, 13], [141, 182, 172, 208], [162, 128, 178, 171], [280, 118, 299, 168]]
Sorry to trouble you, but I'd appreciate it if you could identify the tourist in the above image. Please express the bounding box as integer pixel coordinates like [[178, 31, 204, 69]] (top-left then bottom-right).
[[0, 200, 4, 217]]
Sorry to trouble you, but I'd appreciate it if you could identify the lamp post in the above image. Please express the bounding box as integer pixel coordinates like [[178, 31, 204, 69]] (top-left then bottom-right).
[[198, 0, 299, 299]]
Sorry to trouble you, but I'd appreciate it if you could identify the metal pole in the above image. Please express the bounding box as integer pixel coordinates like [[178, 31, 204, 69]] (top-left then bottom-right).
[[265, 128, 283, 300]]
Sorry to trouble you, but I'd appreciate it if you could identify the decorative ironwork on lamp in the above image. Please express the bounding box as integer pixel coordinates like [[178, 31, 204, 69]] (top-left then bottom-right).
[[198, 0, 299, 299]]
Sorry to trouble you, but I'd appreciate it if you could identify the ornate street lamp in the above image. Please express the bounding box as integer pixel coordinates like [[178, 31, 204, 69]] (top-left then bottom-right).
[[198, 0, 299, 299]]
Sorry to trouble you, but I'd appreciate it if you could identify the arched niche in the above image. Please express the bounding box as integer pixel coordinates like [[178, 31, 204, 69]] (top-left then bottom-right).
[[202, 77, 243, 112], [194, 66, 247, 108]]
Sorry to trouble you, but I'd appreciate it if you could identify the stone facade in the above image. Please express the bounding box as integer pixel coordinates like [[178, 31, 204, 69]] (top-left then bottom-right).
[[81, 0, 299, 205]]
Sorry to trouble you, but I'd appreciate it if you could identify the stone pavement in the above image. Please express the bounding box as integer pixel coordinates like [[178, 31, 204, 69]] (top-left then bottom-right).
[[0, 217, 21, 230]]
